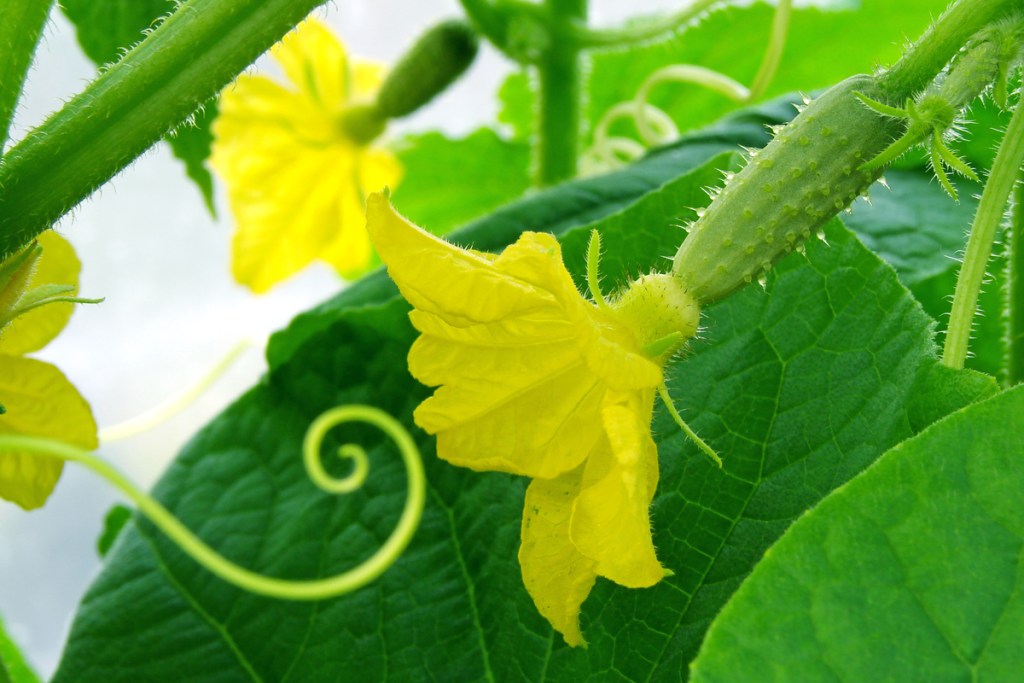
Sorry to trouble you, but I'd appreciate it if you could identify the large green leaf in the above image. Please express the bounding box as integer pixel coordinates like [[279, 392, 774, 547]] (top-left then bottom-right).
[[691, 383, 1024, 682], [61, 0, 216, 211]]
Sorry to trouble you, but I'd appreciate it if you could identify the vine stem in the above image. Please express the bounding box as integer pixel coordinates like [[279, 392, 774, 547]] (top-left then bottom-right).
[[536, 0, 588, 185], [0, 0, 54, 151], [1, 405, 426, 599], [943, 96, 1024, 369], [0, 0, 328, 261], [879, 0, 1021, 97]]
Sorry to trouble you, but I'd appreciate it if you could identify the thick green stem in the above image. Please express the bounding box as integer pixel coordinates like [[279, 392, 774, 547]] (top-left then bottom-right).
[[943, 97, 1024, 369], [1006, 176, 1024, 384], [0, 0, 54, 152], [879, 0, 1021, 98], [0, 0, 327, 260], [535, 0, 587, 186]]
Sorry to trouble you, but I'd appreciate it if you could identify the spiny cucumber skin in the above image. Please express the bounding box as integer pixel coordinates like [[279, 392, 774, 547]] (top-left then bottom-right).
[[672, 75, 905, 304]]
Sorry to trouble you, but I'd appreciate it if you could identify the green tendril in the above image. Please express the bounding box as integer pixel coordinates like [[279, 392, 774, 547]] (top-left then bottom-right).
[[100, 340, 256, 442], [657, 383, 722, 468], [1, 404, 426, 600], [587, 230, 613, 314]]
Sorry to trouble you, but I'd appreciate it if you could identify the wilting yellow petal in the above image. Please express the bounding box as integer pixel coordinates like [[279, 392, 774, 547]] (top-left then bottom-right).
[[520, 467, 597, 648], [570, 389, 664, 587], [0, 231, 79, 356], [271, 18, 348, 109], [0, 355, 97, 510]]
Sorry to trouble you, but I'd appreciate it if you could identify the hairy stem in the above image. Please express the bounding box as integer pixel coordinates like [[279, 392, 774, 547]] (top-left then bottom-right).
[[0, 0, 327, 260], [1006, 176, 1024, 384], [880, 0, 1020, 97], [0, 0, 54, 152], [536, 0, 588, 185], [943, 97, 1024, 369]]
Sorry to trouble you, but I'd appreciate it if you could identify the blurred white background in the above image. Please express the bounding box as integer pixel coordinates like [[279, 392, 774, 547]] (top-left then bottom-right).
[[0, 0, 687, 677]]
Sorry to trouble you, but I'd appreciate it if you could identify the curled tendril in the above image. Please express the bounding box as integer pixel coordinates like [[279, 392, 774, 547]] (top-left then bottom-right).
[[1, 404, 425, 600], [582, 0, 792, 174]]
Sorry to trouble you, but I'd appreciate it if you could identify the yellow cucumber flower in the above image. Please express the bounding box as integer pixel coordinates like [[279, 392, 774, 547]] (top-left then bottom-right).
[[366, 194, 703, 646], [0, 231, 98, 510], [212, 18, 403, 293]]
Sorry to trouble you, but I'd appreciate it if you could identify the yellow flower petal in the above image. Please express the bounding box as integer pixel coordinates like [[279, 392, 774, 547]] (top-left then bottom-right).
[[351, 62, 387, 99], [570, 389, 664, 588], [519, 468, 597, 648], [0, 355, 97, 510], [271, 18, 348, 109], [319, 148, 403, 277], [0, 231, 79, 356], [212, 24, 400, 292], [226, 150, 358, 292]]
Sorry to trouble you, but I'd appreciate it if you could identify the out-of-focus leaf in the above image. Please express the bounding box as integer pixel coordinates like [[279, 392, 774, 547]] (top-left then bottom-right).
[[0, 614, 41, 683], [691, 384, 1024, 683], [392, 128, 530, 235], [96, 504, 134, 559], [61, 0, 216, 211], [501, 1, 951, 150]]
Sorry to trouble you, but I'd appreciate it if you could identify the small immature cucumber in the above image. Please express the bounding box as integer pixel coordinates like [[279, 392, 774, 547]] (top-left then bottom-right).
[[375, 20, 479, 119], [672, 75, 905, 304]]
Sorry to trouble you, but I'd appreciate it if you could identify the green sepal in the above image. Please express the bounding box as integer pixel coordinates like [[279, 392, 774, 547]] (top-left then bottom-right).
[[0, 243, 41, 317], [0, 283, 104, 327]]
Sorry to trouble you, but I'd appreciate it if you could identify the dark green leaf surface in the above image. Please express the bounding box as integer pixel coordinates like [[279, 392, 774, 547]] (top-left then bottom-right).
[[392, 128, 530, 236], [61, 0, 216, 210], [691, 384, 1024, 683], [55, 121, 951, 679]]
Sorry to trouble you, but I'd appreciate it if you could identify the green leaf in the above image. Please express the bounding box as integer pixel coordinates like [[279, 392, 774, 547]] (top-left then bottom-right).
[[96, 504, 134, 559], [691, 384, 1024, 682], [60, 0, 177, 65], [391, 128, 530, 235], [0, 614, 40, 683], [0, 0, 54, 152], [165, 103, 217, 214], [53, 91, 959, 678], [60, 0, 216, 212]]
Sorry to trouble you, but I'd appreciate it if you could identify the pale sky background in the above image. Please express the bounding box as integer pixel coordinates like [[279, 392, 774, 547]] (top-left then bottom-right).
[[0, 0, 716, 677]]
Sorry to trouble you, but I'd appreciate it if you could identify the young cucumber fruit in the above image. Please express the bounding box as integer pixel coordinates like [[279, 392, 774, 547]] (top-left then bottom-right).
[[672, 75, 905, 304]]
